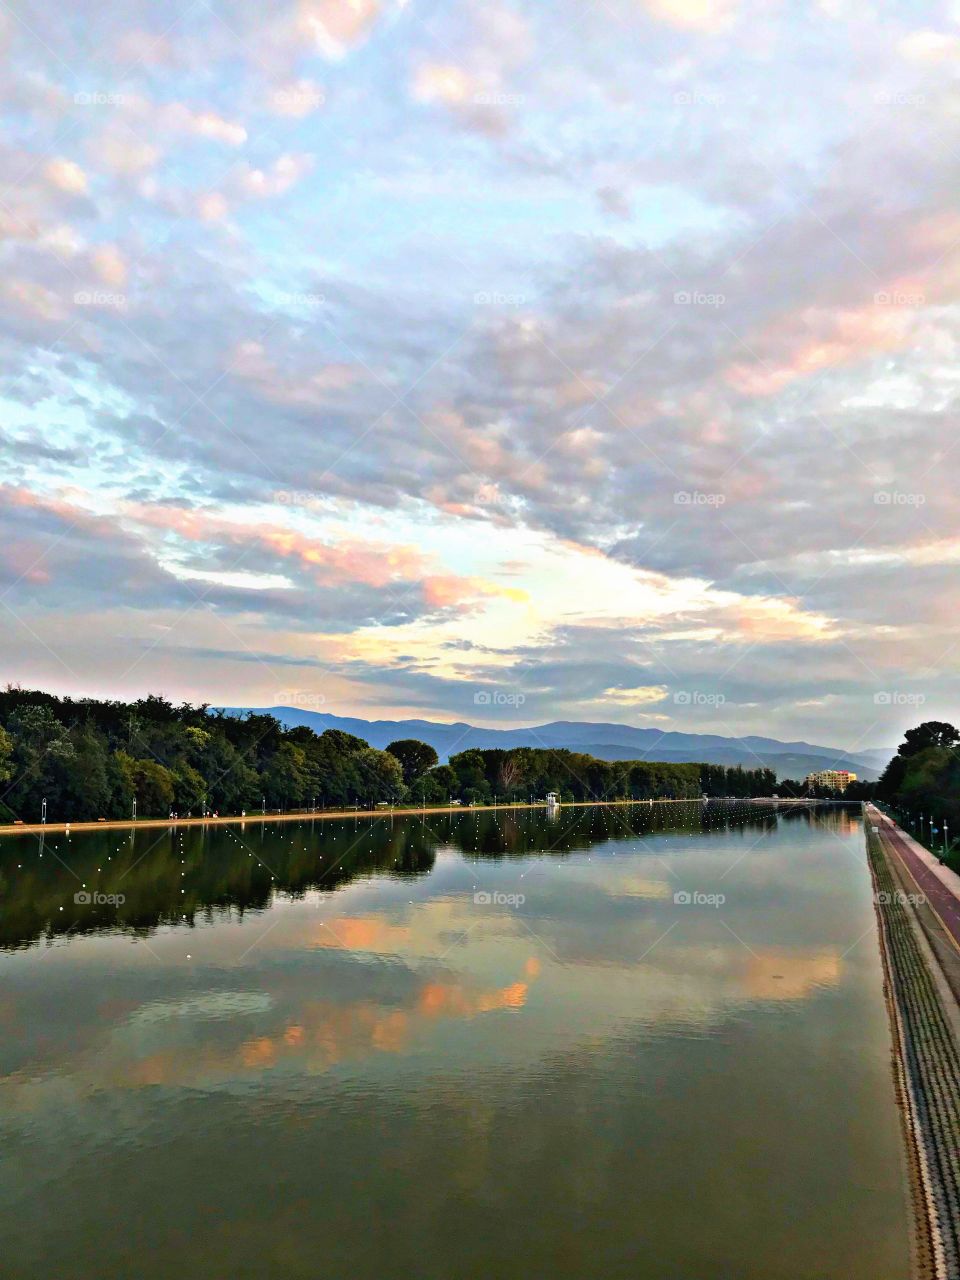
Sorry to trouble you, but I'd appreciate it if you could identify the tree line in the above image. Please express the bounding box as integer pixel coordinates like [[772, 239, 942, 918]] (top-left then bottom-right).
[[0, 687, 777, 823], [874, 721, 960, 836]]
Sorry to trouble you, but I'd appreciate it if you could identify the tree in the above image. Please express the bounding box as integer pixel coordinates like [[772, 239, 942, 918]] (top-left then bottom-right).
[[450, 750, 489, 797], [4, 704, 76, 819], [876, 753, 907, 799], [262, 742, 308, 809], [321, 729, 367, 756], [777, 778, 805, 797], [898, 747, 960, 825], [498, 749, 531, 798], [131, 758, 176, 816], [173, 764, 207, 814], [0, 683, 812, 824], [354, 747, 404, 803], [844, 780, 876, 800], [386, 739, 439, 786], [898, 721, 960, 758], [57, 724, 111, 819], [409, 772, 445, 804], [0, 725, 12, 784], [105, 752, 135, 819], [430, 764, 458, 798]]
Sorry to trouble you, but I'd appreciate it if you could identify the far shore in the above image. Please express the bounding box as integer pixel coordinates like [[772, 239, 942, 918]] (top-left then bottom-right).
[[0, 794, 827, 839]]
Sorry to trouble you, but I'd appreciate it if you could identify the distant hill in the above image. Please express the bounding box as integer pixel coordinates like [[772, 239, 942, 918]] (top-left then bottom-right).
[[217, 708, 885, 781]]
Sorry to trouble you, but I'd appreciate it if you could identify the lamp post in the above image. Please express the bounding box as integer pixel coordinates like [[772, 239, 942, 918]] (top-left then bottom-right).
[[132, 797, 137, 822], [41, 797, 47, 825]]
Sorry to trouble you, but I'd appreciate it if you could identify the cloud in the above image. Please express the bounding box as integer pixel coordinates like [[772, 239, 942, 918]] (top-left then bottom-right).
[[641, 0, 738, 33], [94, 133, 162, 176], [899, 30, 960, 63], [411, 63, 511, 136], [231, 339, 362, 405], [91, 245, 127, 287], [413, 63, 479, 109], [159, 103, 247, 146], [295, 0, 383, 59], [235, 152, 314, 198], [3, 0, 960, 742], [43, 158, 88, 194], [600, 685, 670, 705]]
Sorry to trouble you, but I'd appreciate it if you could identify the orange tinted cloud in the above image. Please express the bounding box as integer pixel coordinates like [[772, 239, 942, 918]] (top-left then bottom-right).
[[726, 301, 920, 397], [422, 574, 527, 610], [297, 0, 382, 59], [738, 948, 842, 1000], [418, 980, 528, 1017], [120, 501, 522, 607], [313, 915, 412, 952]]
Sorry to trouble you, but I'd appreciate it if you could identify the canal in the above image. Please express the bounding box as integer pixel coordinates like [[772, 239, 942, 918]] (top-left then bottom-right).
[[0, 802, 909, 1279]]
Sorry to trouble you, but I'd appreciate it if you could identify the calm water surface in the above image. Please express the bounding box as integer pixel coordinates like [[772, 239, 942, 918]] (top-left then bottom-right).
[[0, 803, 909, 1279]]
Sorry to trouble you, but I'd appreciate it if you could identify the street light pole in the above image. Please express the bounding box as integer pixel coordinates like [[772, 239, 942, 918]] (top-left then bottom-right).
[[41, 796, 47, 824]]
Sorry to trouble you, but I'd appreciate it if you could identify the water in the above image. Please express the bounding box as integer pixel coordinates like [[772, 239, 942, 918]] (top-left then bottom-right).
[[0, 803, 909, 1279]]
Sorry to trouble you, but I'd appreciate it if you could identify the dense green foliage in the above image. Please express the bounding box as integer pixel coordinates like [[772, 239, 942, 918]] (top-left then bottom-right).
[[876, 721, 960, 848], [0, 686, 778, 822], [0, 688, 402, 822], [438, 752, 774, 806]]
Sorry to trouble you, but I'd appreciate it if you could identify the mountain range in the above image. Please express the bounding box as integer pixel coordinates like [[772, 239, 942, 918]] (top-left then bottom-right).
[[220, 708, 891, 781]]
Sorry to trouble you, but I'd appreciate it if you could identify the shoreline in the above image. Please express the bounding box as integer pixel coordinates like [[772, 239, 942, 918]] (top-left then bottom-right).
[[864, 803, 960, 1280], [0, 794, 824, 839]]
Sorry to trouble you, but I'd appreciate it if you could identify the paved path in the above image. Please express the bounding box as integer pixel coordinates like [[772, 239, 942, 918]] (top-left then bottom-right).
[[865, 807, 960, 1280], [870, 807, 960, 959]]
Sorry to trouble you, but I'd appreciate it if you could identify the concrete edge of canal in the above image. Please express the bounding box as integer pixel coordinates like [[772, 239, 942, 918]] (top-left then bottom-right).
[[0, 795, 823, 840], [864, 803, 960, 1280]]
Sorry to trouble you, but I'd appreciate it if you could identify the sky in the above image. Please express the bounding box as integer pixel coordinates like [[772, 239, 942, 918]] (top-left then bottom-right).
[[1, 0, 958, 752]]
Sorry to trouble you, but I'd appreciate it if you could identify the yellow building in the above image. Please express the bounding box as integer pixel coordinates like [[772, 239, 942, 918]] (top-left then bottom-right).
[[804, 770, 857, 792]]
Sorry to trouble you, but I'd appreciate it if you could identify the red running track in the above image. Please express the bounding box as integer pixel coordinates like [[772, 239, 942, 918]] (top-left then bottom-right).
[[873, 810, 960, 957]]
